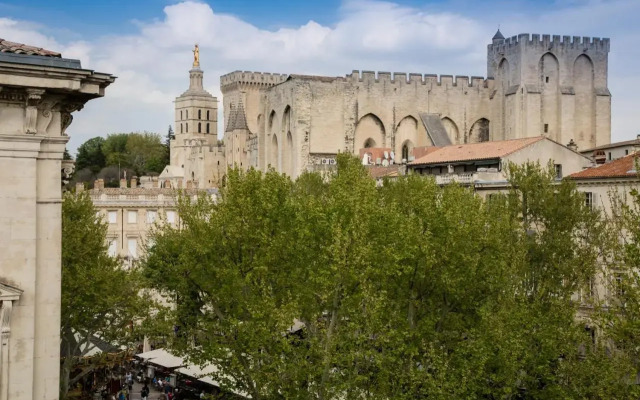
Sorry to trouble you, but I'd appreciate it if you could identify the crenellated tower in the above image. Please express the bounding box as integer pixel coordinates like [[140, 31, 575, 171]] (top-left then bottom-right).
[[488, 31, 610, 150]]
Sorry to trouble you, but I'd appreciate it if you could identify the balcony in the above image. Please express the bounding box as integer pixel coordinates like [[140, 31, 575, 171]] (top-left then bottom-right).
[[433, 170, 505, 186]]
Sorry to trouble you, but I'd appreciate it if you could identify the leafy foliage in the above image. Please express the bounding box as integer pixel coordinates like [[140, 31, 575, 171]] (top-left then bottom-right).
[[60, 192, 151, 399], [143, 156, 638, 399]]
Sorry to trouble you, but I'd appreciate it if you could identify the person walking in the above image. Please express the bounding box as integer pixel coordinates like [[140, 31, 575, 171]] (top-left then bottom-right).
[[141, 383, 150, 400]]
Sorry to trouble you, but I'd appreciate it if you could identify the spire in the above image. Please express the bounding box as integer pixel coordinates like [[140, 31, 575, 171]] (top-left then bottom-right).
[[225, 104, 237, 132], [225, 99, 249, 132], [492, 28, 505, 41]]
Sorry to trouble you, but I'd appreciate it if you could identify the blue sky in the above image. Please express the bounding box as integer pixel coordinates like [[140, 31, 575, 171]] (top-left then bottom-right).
[[0, 0, 636, 151]]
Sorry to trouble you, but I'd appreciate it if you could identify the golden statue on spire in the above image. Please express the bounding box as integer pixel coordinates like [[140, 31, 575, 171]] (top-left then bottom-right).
[[193, 44, 200, 68]]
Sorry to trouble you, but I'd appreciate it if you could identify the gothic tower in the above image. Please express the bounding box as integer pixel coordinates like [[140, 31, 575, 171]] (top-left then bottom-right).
[[487, 31, 610, 150], [171, 45, 218, 170]]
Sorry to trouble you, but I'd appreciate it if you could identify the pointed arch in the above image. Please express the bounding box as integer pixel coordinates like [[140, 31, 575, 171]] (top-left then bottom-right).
[[354, 113, 385, 153], [270, 133, 279, 171], [401, 139, 414, 162], [283, 131, 294, 177], [441, 117, 459, 143], [282, 106, 292, 133], [395, 115, 419, 160], [540, 52, 560, 141], [268, 110, 277, 134], [468, 118, 490, 143], [257, 114, 264, 134], [574, 54, 595, 147]]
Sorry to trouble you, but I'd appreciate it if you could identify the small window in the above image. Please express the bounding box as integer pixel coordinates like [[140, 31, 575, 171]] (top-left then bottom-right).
[[127, 210, 138, 224], [166, 210, 176, 224], [180, 123, 183, 134], [128, 238, 137, 259], [186, 123, 188, 133], [207, 110, 210, 120], [608, 152, 612, 161], [147, 210, 157, 224], [585, 192, 593, 209], [206, 123, 210, 134], [198, 109, 202, 119], [180, 110, 183, 120], [614, 273, 625, 298], [625, 149, 629, 155], [544, 124, 549, 133], [545, 76, 549, 83], [186, 110, 188, 119], [554, 164, 562, 179], [108, 239, 117, 257], [198, 122, 201, 133], [108, 211, 117, 224]]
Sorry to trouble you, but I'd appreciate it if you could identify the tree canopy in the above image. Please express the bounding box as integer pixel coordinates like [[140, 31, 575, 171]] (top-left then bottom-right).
[[60, 191, 151, 399], [142, 155, 640, 399], [73, 132, 169, 186]]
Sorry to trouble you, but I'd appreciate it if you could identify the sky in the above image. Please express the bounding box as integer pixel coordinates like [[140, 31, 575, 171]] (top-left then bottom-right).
[[1, 0, 638, 153]]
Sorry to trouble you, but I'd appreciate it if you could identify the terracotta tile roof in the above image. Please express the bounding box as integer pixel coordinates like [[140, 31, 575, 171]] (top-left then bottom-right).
[[0, 39, 60, 57], [89, 187, 201, 196], [409, 136, 545, 166], [569, 153, 640, 179], [366, 165, 401, 179]]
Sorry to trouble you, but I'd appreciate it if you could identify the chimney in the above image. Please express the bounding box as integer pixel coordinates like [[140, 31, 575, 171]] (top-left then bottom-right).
[[94, 179, 104, 190], [76, 182, 84, 192], [120, 178, 127, 188], [130, 176, 138, 188], [566, 139, 578, 152]]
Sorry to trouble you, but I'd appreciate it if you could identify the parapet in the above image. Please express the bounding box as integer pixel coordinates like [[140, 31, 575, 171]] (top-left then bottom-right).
[[348, 70, 493, 88], [489, 33, 610, 54], [220, 70, 288, 92]]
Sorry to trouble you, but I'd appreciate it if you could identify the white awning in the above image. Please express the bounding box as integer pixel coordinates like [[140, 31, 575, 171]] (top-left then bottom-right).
[[136, 348, 184, 368]]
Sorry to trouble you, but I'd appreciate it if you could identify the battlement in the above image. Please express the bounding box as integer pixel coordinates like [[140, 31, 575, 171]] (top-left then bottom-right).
[[220, 70, 288, 91], [348, 70, 493, 88], [489, 33, 610, 54]]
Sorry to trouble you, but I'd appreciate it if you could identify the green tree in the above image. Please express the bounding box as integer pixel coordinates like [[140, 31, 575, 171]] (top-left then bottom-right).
[[60, 192, 150, 399], [125, 132, 168, 175], [143, 157, 637, 399], [102, 133, 129, 169], [75, 137, 105, 173]]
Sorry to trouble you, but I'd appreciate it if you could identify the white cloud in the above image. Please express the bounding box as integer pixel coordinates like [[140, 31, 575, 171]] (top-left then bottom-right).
[[0, 0, 637, 151]]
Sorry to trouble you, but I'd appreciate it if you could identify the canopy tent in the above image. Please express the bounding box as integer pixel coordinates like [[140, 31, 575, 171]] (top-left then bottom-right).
[[136, 348, 184, 368]]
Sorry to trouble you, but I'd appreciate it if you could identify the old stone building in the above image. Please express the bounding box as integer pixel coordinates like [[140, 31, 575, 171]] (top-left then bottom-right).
[[0, 40, 114, 400], [210, 31, 610, 181]]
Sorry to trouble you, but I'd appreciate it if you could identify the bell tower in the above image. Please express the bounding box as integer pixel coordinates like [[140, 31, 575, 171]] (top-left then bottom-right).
[[171, 44, 218, 167]]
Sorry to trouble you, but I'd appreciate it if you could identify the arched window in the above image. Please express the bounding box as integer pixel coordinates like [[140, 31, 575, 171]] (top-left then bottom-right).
[[198, 110, 202, 120], [180, 110, 183, 120], [198, 122, 201, 133], [186, 110, 188, 119], [364, 138, 376, 148], [207, 110, 210, 120], [180, 123, 183, 134], [402, 144, 409, 161], [186, 123, 188, 133], [206, 123, 210, 134]]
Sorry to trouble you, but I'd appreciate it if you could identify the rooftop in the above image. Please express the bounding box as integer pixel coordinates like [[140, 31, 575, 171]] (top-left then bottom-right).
[[580, 138, 640, 153], [569, 153, 640, 180], [409, 136, 545, 166], [0, 39, 60, 57]]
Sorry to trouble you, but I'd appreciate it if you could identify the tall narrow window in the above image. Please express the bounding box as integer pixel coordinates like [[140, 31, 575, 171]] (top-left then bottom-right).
[[180, 123, 183, 134], [206, 123, 210, 133], [554, 164, 562, 179], [207, 110, 210, 120], [402, 144, 409, 161], [585, 192, 594, 209], [128, 238, 137, 259], [544, 124, 549, 133], [180, 110, 183, 120], [108, 238, 117, 257], [186, 123, 188, 133], [198, 110, 202, 119], [186, 110, 188, 119], [198, 122, 201, 133]]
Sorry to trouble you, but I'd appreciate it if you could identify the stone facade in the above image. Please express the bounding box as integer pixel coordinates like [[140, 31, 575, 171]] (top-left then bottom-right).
[[208, 31, 610, 181], [0, 45, 114, 400], [86, 180, 213, 263]]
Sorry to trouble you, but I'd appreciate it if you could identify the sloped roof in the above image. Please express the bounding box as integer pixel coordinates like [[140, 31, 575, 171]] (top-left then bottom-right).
[[366, 165, 402, 179], [492, 29, 505, 40], [410, 136, 545, 166], [581, 139, 639, 153], [569, 153, 640, 179], [0, 39, 60, 57], [226, 100, 249, 132]]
